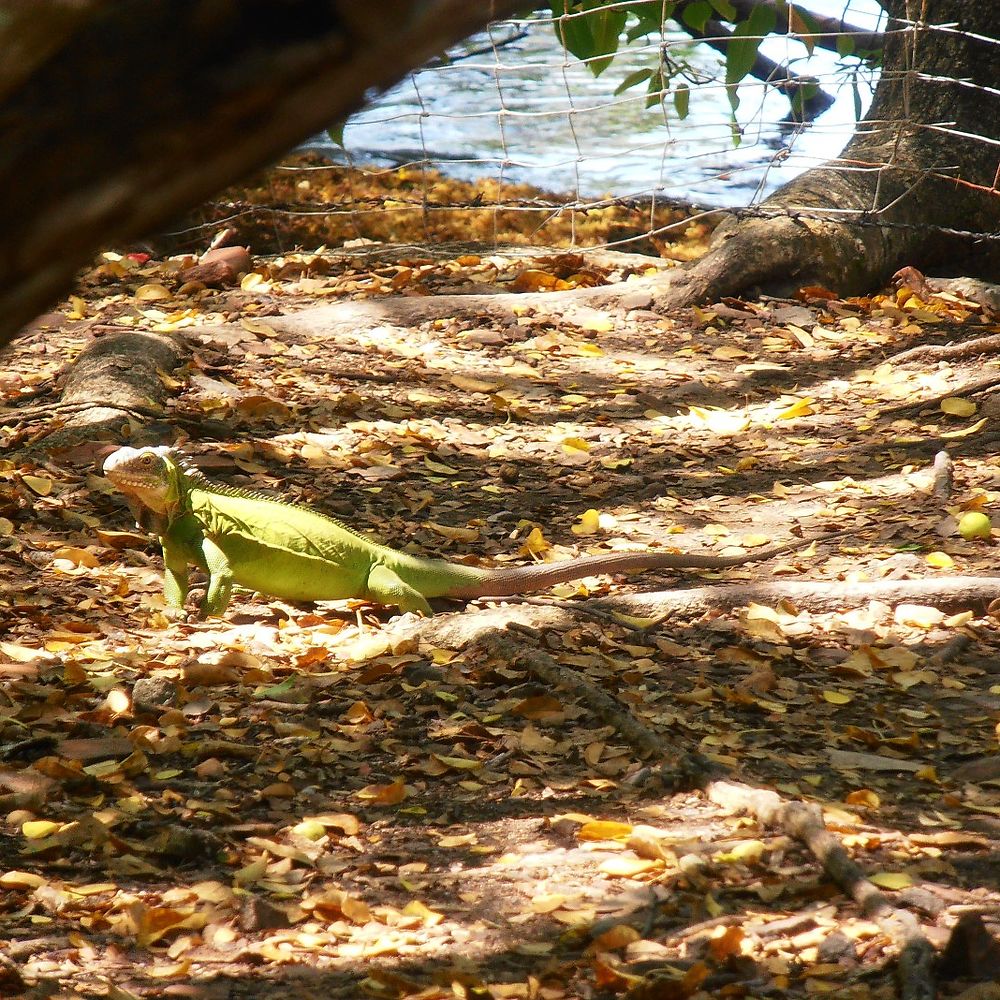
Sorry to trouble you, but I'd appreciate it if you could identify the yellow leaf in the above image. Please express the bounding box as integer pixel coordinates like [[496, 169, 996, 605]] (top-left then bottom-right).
[[869, 871, 912, 890], [450, 374, 498, 393], [571, 509, 601, 535], [355, 777, 408, 805], [51, 546, 100, 569], [579, 313, 614, 333], [240, 318, 277, 336], [22, 820, 62, 840], [423, 457, 458, 475], [716, 839, 766, 864], [240, 272, 270, 291], [438, 833, 478, 848], [712, 345, 750, 360], [823, 690, 852, 705], [291, 820, 327, 841], [893, 604, 946, 628], [21, 475, 53, 496], [135, 283, 172, 301], [591, 924, 642, 951], [941, 397, 977, 417], [433, 754, 482, 771], [845, 789, 880, 809], [518, 526, 550, 557], [777, 397, 816, 420], [531, 893, 569, 913], [561, 436, 590, 455], [67, 295, 88, 319], [425, 521, 479, 543], [577, 820, 633, 842], [925, 551, 955, 569], [402, 900, 444, 926], [687, 405, 751, 435], [0, 641, 43, 662], [0, 871, 46, 888], [940, 417, 987, 439], [599, 856, 663, 878]]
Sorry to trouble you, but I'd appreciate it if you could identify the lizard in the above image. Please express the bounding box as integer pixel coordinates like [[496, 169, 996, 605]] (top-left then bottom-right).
[[103, 445, 839, 617]]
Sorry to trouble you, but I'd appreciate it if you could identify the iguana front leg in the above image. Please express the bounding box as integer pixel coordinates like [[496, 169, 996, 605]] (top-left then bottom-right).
[[160, 536, 190, 611], [198, 535, 234, 617], [366, 564, 433, 616]]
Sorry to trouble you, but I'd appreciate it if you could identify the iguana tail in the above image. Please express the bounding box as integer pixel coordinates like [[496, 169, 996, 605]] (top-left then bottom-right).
[[438, 535, 821, 599]]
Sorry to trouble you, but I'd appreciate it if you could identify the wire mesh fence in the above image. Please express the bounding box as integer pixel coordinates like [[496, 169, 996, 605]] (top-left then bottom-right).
[[166, 3, 1000, 259]]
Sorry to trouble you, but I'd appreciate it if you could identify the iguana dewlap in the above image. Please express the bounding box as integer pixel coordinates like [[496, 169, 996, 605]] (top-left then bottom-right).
[[104, 445, 825, 617]]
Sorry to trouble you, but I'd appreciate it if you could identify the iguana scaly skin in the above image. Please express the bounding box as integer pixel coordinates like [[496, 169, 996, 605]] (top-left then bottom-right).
[[104, 446, 831, 617]]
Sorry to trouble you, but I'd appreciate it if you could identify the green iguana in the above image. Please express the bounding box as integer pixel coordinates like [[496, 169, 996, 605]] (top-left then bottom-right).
[[104, 446, 833, 617]]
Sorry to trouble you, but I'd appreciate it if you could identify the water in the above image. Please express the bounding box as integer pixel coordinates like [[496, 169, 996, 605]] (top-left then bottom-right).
[[317, 5, 885, 206]]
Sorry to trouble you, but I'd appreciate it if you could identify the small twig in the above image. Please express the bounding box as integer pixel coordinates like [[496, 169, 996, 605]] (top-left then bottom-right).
[[922, 633, 971, 668]]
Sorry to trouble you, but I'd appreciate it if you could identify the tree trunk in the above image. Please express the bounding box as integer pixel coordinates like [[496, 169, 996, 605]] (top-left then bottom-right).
[[0, 0, 524, 352], [657, 0, 1000, 305]]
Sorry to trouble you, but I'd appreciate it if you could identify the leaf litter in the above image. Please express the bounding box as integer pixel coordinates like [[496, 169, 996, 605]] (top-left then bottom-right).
[[0, 164, 1000, 997]]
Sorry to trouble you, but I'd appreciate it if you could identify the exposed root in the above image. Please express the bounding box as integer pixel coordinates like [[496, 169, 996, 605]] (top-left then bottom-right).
[[598, 575, 1000, 618], [707, 781, 936, 1000], [931, 450, 954, 501]]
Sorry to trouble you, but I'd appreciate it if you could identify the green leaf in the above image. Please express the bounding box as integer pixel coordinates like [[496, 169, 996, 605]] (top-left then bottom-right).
[[851, 71, 862, 121], [836, 33, 856, 58], [552, 1, 627, 77], [681, 0, 712, 32], [645, 68, 666, 108], [708, 0, 737, 21], [725, 3, 777, 90], [626, 0, 673, 37], [787, 4, 821, 55], [673, 82, 690, 119], [614, 67, 654, 95], [326, 122, 346, 148], [729, 113, 743, 146]]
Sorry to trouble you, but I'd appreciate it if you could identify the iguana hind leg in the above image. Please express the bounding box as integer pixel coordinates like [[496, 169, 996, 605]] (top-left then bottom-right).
[[366, 564, 433, 616]]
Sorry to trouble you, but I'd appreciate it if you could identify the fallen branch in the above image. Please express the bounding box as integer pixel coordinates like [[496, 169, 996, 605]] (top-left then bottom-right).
[[474, 627, 714, 789], [707, 781, 935, 1000]]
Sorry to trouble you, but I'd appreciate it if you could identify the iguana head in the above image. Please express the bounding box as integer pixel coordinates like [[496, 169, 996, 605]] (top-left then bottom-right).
[[103, 446, 184, 514]]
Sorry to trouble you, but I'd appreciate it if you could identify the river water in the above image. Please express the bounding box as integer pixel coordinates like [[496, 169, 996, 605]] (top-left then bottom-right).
[[316, 4, 885, 207]]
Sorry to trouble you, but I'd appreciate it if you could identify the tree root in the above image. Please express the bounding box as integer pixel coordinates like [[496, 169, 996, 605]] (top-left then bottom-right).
[[887, 334, 1000, 366], [931, 450, 954, 502], [882, 372, 1000, 416], [597, 575, 1000, 618], [707, 781, 935, 1000]]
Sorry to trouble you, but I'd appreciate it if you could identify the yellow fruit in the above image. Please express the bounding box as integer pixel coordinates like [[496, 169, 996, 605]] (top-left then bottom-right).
[[958, 511, 992, 540]]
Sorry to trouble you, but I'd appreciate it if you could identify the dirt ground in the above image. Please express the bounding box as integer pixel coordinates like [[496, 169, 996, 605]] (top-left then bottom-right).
[[1, 161, 1000, 999]]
